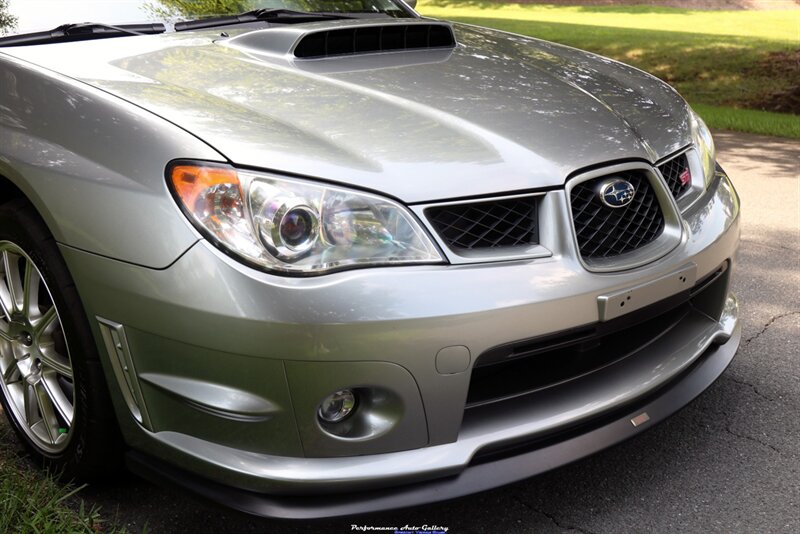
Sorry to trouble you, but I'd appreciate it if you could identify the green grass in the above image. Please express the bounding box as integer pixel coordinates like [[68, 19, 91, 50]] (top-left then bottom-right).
[[693, 104, 800, 139], [419, 2, 800, 138], [0, 422, 116, 533], [421, 2, 800, 41]]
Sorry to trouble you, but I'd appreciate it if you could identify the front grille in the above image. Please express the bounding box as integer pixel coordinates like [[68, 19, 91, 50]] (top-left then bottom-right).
[[425, 196, 539, 251], [658, 153, 692, 199], [570, 171, 664, 259]]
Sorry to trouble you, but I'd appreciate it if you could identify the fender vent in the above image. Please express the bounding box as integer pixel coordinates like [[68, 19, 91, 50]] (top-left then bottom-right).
[[293, 23, 456, 58]]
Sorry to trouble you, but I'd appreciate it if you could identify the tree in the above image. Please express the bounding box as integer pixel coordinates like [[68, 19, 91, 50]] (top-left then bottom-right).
[[144, 0, 259, 19], [0, 0, 17, 35], [145, 0, 375, 19]]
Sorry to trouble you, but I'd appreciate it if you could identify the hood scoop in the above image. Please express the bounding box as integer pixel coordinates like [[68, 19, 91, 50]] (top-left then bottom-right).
[[294, 22, 456, 58], [225, 20, 456, 59]]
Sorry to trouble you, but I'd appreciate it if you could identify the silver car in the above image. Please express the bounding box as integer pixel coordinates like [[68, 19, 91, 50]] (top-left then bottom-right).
[[0, 0, 740, 519]]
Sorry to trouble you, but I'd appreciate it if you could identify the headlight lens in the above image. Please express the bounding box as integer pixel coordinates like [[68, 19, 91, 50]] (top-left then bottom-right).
[[690, 109, 716, 187], [169, 164, 444, 274]]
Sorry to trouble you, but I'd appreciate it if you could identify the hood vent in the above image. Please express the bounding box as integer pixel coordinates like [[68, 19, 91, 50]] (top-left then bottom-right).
[[293, 23, 456, 59]]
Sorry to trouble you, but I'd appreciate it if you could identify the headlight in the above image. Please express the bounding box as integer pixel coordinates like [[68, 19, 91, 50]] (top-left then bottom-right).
[[169, 163, 444, 274], [690, 109, 716, 187]]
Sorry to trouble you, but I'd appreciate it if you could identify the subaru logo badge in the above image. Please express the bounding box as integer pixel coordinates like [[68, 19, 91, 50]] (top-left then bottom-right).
[[598, 178, 636, 208]]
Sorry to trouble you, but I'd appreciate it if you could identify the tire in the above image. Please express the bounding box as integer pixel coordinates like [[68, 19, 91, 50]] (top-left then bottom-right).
[[0, 198, 121, 480]]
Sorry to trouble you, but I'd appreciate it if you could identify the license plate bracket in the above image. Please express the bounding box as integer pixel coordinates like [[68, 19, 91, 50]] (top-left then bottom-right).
[[598, 263, 697, 321]]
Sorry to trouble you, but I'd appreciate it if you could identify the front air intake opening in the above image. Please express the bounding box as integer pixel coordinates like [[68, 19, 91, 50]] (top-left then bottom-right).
[[465, 261, 732, 409], [467, 299, 691, 408], [293, 24, 456, 59]]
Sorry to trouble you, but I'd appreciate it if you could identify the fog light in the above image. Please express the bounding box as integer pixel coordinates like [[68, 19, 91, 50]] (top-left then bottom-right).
[[318, 389, 356, 423]]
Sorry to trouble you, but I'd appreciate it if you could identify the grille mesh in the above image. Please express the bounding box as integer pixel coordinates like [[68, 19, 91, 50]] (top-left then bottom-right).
[[570, 172, 664, 259], [657, 153, 691, 199], [426, 197, 538, 251]]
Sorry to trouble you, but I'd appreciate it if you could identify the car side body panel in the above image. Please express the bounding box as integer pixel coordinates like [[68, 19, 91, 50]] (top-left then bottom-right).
[[0, 54, 224, 268]]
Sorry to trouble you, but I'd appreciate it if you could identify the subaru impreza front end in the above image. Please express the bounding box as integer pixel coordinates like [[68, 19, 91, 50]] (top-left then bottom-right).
[[0, 6, 740, 519]]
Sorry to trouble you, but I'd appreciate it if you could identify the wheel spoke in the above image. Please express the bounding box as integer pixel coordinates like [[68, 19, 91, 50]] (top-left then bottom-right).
[[41, 373, 74, 426], [5, 381, 24, 413], [2, 360, 18, 383], [39, 344, 73, 379], [0, 265, 13, 321], [23, 382, 39, 426], [0, 293, 10, 321], [0, 321, 13, 342], [2, 250, 22, 314], [33, 381, 59, 443], [22, 259, 40, 320], [34, 306, 57, 337]]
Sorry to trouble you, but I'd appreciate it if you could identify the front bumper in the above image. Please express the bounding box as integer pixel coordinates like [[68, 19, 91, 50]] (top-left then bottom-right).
[[61, 170, 740, 515], [127, 316, 740, 519]]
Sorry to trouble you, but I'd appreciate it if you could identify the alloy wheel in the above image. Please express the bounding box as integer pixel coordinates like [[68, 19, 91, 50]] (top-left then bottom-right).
[[0, 241, 75, 454]]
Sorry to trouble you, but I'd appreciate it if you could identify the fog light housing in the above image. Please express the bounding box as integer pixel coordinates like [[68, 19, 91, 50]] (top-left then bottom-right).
[[317, 389, 357, 423]]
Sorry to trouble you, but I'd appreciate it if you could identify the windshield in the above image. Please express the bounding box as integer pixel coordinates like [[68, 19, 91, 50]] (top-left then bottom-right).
[[0, 0, 413, 36]]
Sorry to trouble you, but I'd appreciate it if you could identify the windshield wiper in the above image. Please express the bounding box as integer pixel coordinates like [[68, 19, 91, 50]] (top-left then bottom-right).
[[174, 8, 355, 32], [0, 23, 166, 48]]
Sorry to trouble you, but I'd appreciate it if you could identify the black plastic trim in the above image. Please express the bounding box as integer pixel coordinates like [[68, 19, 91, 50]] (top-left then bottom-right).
[[0, 23, 166, 47]]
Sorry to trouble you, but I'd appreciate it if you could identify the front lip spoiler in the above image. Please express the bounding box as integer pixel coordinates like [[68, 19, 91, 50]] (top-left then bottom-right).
[[125, 321, 741, 520]]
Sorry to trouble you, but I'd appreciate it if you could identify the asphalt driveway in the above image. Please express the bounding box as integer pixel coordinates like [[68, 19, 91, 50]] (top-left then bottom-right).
[[16, 131, 800, 533]]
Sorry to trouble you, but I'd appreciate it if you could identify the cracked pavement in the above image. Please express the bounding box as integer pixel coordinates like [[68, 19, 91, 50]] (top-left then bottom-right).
[[12, 132, 800, 533]]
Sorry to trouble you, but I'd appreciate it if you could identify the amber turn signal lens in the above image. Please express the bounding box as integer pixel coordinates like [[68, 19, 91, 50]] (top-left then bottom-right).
[[170, 165, 241, 209]]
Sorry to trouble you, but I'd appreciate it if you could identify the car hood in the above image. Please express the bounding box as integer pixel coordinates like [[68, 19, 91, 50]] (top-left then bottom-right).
[[4, 20, 692, 202]]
